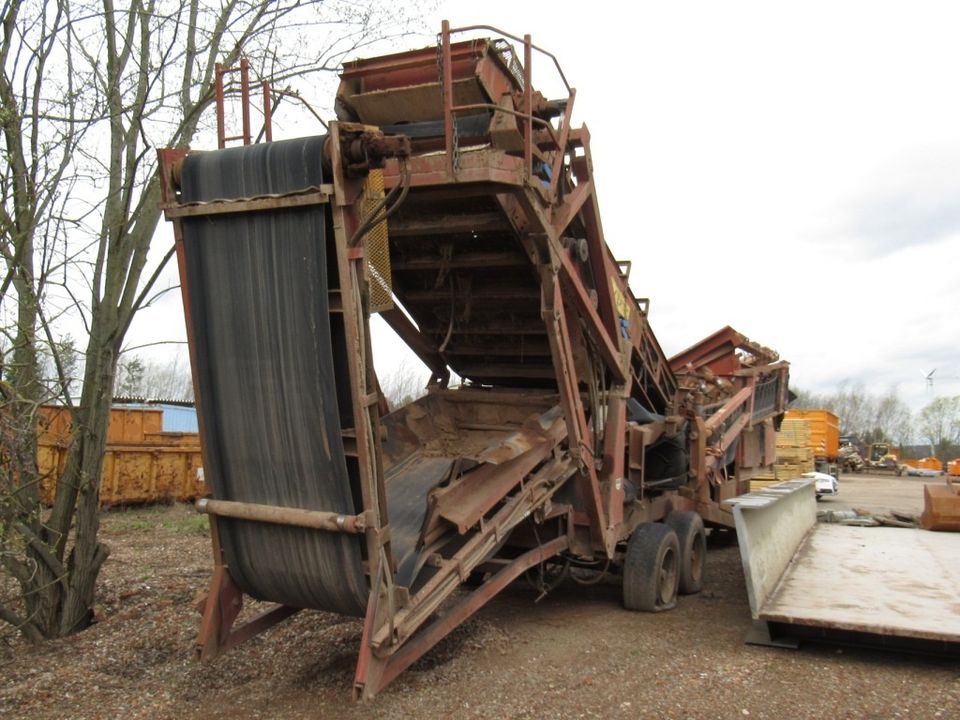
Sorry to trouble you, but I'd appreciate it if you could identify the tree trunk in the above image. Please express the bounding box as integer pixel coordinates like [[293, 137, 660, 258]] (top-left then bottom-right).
[[50, 319, 118, 635]]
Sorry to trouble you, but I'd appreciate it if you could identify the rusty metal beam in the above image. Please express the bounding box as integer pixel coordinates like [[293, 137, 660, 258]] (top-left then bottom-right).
[[550, 178, 592, 235], [541, 274, 609, 553], [383, 150, 525, 190], [441, 340, 552, 357], [670, 325, 748, 376], [457, 362, 556, 380], [223, 604, 300, 653], [197, 498, 367, 534], [497, 191, 626, 384], [704, 386, 753, 434], [388, 211, 508, 237], [392, 251, 528, 271], [400, 286, 539, 304], [327, 123, 398, 656], [435, 410, 566, 532], [418, 320, 546, 335], [378, 306, 448, 380], [369, 455, 574, 651], [359, 535, 568, 699], [162, 187, 332, 219]]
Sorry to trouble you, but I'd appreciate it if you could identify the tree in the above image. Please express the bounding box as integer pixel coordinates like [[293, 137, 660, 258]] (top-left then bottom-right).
[[0, 0, 425, 641], [871, 391, 912, 446], [43, 335, 82, 402], [115, 356, 145, 397], [114, 352, 194, 400], [380, 359, 427, 409], [788, 384, 914, 445], [917, 396, 960, 461]]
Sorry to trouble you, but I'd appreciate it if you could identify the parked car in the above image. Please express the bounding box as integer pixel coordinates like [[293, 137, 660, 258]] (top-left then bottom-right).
[[801, 471, 838, 500]]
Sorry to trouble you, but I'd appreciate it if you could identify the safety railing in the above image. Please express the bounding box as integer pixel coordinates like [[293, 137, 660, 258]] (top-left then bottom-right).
[[214, 58, 273, 148], [439, 21, 576, 195]]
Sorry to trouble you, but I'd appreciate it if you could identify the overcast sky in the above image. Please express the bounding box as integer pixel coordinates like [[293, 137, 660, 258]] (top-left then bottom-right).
[[130, 0, 960, 410]]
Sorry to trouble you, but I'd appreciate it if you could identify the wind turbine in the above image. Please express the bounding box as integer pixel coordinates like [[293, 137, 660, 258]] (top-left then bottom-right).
[[922, 368, 936, 393]]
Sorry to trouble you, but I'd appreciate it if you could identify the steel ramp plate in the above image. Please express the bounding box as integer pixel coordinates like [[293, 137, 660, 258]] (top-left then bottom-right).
[[760, 524, 960, 643]]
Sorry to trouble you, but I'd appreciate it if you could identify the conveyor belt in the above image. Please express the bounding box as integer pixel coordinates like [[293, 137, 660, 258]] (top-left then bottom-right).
[[179, 137, 368, 616], [385, 454, 457, 587]]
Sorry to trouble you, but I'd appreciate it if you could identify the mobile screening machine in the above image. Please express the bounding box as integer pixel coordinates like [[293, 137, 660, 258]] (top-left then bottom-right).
[[159, 23, 789, 698]]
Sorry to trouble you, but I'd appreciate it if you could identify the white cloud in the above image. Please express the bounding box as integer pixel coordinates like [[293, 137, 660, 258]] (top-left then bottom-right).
[[121, 0, 960, 412]]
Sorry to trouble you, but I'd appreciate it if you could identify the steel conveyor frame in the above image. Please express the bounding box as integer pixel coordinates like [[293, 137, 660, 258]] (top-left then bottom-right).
[[159, 21, 791, 701], [160, 121, 404, 678], [159, 123, 576, 699]]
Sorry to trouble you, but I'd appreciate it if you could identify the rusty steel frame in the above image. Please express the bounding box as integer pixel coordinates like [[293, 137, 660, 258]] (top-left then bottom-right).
[[158, 125, 400, 668], [355, 535, 568, 698], [196, 498, 368, 534], [214, 58, 274, 149], [162, 121, 578, 697], [378, 25, 681, 559], [355, 472, 573, 698], [157, 19, 795, 701]]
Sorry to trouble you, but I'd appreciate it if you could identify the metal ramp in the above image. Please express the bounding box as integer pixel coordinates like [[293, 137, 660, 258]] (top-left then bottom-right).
[[729, 480, 960, 652]]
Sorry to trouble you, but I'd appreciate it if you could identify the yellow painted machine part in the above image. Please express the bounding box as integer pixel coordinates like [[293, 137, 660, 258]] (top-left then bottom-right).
[[362, 169, 394, 313]]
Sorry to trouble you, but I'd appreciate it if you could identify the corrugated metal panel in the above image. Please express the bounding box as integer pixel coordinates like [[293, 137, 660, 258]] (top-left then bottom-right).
[[113, 401, 199, 432], [157, 404, 199, 432]]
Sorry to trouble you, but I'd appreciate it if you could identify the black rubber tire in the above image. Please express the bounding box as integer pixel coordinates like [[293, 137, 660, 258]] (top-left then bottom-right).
[[665, 511, 706, 595], [622, 523, 680, 612]]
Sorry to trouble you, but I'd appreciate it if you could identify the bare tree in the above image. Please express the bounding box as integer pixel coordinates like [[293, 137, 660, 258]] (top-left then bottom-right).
[[789, 384, 913, 444], [872, 391, 912, 446], [380, 359, 428, 410], [917, 396, 960, 461], [115, 352, 194, 400], [0, 0, 426, 640]]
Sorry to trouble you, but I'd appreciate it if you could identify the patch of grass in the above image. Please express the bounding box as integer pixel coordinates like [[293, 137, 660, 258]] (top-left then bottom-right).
[[160, 512, 209, 535], [117, 518, 155, 531], [105, 502, 209, 535]]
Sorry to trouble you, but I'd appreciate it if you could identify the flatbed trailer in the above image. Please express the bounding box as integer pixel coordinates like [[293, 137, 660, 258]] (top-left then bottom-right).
[[160, 22, 790, 698], [730, 480, 960, 652]]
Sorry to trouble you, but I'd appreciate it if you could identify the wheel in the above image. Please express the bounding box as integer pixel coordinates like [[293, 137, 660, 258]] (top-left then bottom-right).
[[664, 511, 706, 595], [622, 523, 679, 612]]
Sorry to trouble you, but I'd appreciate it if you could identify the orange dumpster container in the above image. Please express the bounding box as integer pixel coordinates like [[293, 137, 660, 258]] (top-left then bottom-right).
[[783, 409, 839, 460], [38, 405, 203, 506]]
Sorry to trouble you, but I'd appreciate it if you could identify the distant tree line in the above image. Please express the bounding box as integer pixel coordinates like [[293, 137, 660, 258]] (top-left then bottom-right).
[[790, 383, 960, 461]]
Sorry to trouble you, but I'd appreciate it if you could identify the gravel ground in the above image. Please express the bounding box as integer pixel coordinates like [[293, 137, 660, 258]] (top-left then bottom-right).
[[1, 479, 958, 719]]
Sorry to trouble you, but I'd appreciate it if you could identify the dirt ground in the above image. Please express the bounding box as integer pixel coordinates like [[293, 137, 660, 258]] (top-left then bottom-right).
[[2, 474, 958, 719], [822, 470, 928, 515]]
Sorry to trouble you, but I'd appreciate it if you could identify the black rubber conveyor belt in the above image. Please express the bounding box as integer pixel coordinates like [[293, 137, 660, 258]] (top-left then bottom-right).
[[180, 136, 367, 616]]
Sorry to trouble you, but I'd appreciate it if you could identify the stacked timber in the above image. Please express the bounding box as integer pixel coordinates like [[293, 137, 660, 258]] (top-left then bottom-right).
[[749, 418, 817, 491]]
